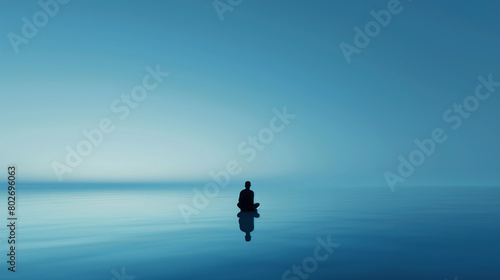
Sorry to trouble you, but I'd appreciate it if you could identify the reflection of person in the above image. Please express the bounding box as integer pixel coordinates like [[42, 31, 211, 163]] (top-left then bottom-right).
[[237, 181, 260, 211], [238, 211, 260, 242]]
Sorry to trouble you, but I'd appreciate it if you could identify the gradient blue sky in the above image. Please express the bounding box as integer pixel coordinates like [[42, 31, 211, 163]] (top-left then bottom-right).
[[1, 1, 499, 186]]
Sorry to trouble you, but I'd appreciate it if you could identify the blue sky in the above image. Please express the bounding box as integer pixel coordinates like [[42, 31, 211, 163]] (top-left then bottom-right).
[[1, 0, 499, 186]]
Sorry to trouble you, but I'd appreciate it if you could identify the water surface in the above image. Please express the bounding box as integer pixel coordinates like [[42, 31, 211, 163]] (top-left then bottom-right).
[[1, 183, 499, 279]]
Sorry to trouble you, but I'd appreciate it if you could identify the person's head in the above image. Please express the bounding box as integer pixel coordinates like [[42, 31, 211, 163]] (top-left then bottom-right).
[[245, 181, 251, 189], [245, 232, 251, 242]]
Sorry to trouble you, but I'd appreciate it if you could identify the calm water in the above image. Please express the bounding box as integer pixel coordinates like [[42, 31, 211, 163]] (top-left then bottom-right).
[[1, 182, 499, 279]]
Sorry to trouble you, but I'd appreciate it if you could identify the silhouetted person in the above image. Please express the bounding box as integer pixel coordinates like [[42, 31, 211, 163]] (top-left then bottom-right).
[[237, 181, 260, 211], [238, 211, 260, 242]]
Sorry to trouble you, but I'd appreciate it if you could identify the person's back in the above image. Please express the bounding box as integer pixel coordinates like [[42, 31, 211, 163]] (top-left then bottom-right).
[[239, 189, 254, 206], [237, 181, 259, 211]]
